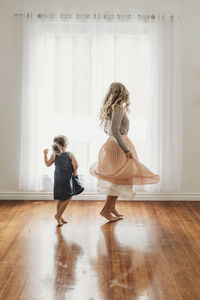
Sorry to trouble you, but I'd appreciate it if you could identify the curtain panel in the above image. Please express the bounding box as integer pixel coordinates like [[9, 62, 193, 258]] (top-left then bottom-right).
[[20, 13, 182, 193]]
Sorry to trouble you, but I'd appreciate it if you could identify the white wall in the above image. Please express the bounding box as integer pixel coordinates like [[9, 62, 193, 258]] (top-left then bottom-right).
[[0, 0, 199, 193]]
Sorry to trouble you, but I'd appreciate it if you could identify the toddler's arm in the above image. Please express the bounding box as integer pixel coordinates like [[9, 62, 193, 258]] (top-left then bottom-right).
[[69, 152, 78, 177], [44, 149, 55, 167]]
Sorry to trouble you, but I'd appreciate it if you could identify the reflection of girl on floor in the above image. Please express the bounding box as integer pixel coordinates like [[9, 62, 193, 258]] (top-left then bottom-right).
[[54, 227, 82, 299], [92, 222, 158, 299]]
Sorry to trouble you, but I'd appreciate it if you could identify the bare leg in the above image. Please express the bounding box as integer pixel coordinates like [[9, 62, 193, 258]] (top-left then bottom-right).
[[55, 198, 71, 226], [110, 196, 123, 218], [100, 195, 119, 222], [55, 200, 63, 226], [57, 200, 68, 224], [57, 200, 62, 213], [58, 198, 71, 219], [56, 201, 67, 224]]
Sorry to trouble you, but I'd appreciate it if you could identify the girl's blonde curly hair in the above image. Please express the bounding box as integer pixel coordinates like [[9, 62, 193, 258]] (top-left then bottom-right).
[[99, 82, 130, 128]]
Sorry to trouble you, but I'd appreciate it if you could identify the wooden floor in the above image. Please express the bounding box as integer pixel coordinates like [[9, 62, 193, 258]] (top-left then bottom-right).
[[0, 201, 200, 300]]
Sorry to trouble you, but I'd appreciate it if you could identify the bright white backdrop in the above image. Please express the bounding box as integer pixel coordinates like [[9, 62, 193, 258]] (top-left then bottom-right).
[[20, 13, 182, 194]]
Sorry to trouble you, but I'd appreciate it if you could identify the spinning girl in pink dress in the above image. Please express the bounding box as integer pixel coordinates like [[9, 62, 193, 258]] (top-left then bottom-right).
[[90, 82, 160, 222]]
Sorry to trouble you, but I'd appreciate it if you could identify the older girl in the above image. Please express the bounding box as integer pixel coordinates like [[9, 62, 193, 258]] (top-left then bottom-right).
[[90, 82, 160, 222]]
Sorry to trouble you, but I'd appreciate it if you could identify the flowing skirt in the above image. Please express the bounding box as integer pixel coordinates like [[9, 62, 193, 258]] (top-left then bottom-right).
[[89, 135, 160, 199]]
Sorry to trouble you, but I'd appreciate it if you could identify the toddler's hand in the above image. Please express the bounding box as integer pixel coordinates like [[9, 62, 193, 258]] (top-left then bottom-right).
[[126, 152, 133, 159], [44, 149, 49, 155]]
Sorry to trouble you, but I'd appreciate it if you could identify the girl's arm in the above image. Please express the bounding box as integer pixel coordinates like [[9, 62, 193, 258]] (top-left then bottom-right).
[[44, 149, 55, 167], [69, 152, 78, 176], [111, 106, 131, 154]]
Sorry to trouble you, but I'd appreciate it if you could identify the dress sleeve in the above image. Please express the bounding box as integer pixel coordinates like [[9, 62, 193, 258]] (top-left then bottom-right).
[[111, 107, 131, 154]]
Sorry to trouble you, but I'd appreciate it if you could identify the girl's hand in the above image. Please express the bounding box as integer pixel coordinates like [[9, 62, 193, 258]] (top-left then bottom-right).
[[44, 149, 49, 155], [126, 152, 133, 159]]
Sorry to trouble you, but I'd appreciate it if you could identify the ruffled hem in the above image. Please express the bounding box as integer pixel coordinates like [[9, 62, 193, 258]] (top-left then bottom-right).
[[97, 179, 136, 200]]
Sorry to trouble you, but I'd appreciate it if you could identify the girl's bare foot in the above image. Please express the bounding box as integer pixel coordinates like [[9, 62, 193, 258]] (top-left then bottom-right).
[[110, 209, 123, 218], [100, 210, 119, 222], [54, 214, 63, 226], [61, 217, 68, 224]]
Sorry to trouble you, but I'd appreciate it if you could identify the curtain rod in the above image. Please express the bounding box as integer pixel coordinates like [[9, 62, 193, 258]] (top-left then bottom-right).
[[14, 13, 176, 20]]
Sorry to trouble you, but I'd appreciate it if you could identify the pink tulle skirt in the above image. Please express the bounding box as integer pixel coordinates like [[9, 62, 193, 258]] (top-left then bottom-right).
[[89, 135, 160, 198]]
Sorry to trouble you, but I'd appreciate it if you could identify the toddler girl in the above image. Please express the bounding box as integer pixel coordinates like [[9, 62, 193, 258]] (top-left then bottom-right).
[[44, 135, 84, 226]]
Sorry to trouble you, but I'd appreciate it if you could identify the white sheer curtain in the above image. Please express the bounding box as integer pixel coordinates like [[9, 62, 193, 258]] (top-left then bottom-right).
[[20, 13, 182, 193]]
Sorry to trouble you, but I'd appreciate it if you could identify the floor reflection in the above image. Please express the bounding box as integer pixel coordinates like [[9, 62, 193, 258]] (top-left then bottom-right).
[[54, 227, 83, 299], [53, 219, 158, 300], [92, 221, 158, 300]]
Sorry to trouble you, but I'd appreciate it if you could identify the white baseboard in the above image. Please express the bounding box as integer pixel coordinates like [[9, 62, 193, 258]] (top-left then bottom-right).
[[0, 192, 200, 201]]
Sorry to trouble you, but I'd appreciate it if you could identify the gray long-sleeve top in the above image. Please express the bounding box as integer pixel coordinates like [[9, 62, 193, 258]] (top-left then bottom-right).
[[105, 106, 131, 154]]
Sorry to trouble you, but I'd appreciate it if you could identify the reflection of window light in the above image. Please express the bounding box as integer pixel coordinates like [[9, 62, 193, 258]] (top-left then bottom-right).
[[116, 223, 150, 249]]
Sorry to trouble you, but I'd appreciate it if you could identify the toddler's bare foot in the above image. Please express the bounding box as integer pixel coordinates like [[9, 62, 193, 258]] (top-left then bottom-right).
[[54, 214, 63, 226], [61, 217, 68, 224], [100, 210, 118, 222], [110, 209, 123, 218]]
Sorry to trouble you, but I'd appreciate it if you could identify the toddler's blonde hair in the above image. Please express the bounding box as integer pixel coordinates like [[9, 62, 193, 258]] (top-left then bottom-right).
[[52, 135, 68, 155]]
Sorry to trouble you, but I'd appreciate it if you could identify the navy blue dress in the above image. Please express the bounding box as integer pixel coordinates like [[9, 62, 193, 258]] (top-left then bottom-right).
[[54, 152, 84, 200]]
